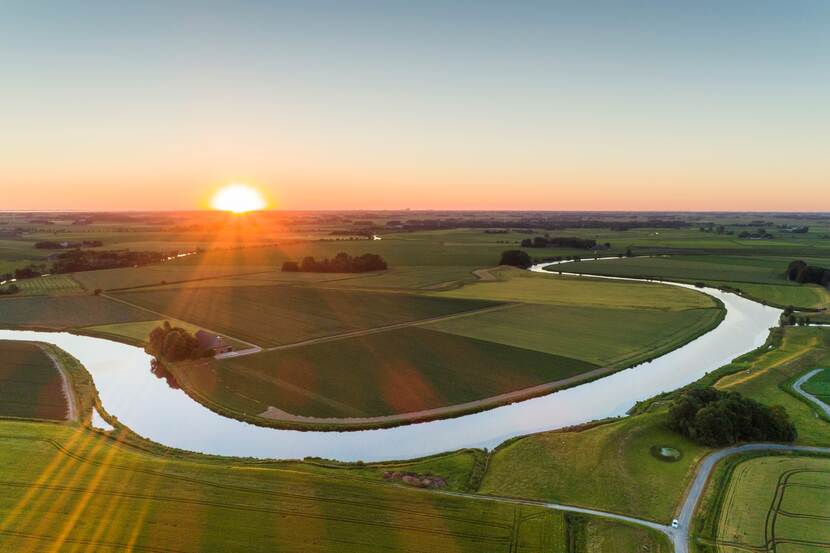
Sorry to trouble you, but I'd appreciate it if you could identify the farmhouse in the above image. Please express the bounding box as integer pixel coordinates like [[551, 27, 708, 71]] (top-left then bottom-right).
[[195, 330, 232, 355]]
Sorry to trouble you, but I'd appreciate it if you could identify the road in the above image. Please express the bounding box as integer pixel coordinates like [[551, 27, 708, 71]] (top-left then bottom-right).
[[792, 368, 830, 418]]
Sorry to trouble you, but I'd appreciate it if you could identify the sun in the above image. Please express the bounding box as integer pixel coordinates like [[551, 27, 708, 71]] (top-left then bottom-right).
[[211, 184, 267, 213]]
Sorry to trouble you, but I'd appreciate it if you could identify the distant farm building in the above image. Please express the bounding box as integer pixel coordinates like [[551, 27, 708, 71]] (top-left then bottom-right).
[[195, 330, 232, 355]]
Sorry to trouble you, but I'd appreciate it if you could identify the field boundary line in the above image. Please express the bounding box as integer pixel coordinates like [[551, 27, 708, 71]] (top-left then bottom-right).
[[36, 344, 78, 422]]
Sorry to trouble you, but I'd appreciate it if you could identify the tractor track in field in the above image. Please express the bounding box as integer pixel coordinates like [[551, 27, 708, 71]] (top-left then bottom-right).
[[36, 344, 78, 422]]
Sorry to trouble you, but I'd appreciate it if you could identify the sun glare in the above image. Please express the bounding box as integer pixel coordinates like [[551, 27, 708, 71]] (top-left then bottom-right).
[[211, 184, 267, 213]]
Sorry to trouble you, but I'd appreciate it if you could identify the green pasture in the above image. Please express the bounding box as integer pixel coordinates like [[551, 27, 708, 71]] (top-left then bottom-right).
[[193, 326, 598, 420], [112, 285, 497, 347], [801, 367, 830, 405], [480, 412, 709, 524], [7, 274, 83, 296], [0, 341, 67, 420], [436, 267, 716, 310], [426, 302, 723, 368], [568, 515, 672, 553]]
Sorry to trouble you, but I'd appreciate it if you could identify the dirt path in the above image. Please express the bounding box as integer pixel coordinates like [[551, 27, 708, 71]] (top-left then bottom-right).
[[37, 345, 78, 422]]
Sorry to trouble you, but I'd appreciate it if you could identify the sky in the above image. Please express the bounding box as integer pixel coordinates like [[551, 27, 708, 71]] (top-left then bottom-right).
[[2, 1, 828, 211]]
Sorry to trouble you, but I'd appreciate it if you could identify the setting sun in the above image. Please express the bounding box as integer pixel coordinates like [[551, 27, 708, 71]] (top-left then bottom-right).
[[211, 184, 267, 213]]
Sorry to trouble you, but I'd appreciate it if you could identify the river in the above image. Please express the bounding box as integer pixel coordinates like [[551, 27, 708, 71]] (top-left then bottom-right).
[[0, 263, 781, 461]]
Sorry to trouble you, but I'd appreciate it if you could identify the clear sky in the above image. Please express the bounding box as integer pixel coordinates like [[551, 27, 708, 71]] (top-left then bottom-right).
[[2, 1, 828, 211]]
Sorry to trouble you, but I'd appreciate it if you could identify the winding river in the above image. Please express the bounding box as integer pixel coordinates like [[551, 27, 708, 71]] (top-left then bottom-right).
[[0, 263, 781, 461]]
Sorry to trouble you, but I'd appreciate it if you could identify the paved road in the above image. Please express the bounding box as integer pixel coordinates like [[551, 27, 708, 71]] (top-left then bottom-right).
[[793, 368, 830, 418]]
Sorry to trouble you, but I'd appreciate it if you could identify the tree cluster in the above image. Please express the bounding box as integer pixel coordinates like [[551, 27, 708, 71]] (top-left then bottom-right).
[[34, 240, 103, 249], [787, 260, 830, 287], [520, 236, 607, 249], [668, 388, 796, 447], [0, 284, 19, 295], [147, 322, 211, 362], [282, 252, 388, 273], [499, 250, 532, 269]]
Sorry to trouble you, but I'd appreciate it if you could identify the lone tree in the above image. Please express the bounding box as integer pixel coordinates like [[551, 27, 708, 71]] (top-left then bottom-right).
[[499, 250, 532, 269]]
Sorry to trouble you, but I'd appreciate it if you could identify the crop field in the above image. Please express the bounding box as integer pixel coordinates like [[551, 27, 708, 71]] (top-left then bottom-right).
[[0, 420, 566, 553], [0, 341, 67, 420], [190, 326, 598, 419], [801, 368, 830, 405], [0, 296, 156, 329], [480, 412, 709, 523], [435, 267, 717, 310], [426, 302, 723, 368], [708, 455, 830, 552], [112, 285, 498, 347], [8, 274, 83, 296]]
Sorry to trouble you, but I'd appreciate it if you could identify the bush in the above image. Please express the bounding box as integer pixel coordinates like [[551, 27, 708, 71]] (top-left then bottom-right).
[[499, 250, 532, 269], [668, 388, 796, 447]]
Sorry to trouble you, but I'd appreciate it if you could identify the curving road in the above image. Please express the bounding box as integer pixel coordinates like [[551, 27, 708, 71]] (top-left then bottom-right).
[[792, 368, 830, 418]]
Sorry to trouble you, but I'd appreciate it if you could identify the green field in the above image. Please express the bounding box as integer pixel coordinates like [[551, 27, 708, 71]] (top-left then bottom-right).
[[83, 319, 251, 350], [0, 341, 67, 420], [6, 274, 83, 296], [0, 420, 566, 553], [426, 302, 723, 368], [184, 326, 597, 420], [112, 285, 498, 347], [801, 368, 830, 406], [480, 412, 709, 524], [567, 515, 672, 553], [700, 455, 830, 552], [436, 267, 717, 310], [0, 296, 156, 329], [560, 255, 830, 309]]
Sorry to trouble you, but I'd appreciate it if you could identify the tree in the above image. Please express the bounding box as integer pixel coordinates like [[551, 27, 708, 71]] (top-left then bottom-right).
[[281, 261, 299, 272], [499, 250, 532, 269]]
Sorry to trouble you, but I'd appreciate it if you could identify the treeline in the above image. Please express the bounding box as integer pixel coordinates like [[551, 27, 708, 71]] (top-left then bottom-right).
[[2, 249, 184, 282], [400, 218, 690, 232], [147, 322, 212, 362], [282, 252, 387, 273], [34, 240, 103, 249], [668, 388, 796, 447], [786, 260, 830, 287], [519, 236, 609, 249]]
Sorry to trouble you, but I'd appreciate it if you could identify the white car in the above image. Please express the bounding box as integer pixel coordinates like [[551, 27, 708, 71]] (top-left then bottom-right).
[[671, 519, 680, 529]]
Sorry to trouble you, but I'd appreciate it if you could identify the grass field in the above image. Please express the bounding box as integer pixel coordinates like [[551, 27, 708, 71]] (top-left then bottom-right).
[[480, 412, 710, 524], [561, 255, 830, 308], [567, 515, 672, 553], [698, 455, 830, 553], [0, 420, 566, 553], [0, 296, 156, 329], [112, 285, 498, 347], [437, 267, 717, 310], [0, 341, 67, 420], [188, 326, 599, 419], [800, 367, 830, 405], [426, 302, 723, 368]]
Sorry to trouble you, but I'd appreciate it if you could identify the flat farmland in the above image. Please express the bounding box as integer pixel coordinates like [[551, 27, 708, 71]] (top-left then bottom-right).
[[426, 302, 723, 368], [709, 455, 830, 552], [192, 326, 598, 419], [10, 274, 83, 295], [435, 267, 717, 310], [0, 295, 156, 329], [0, 341, 67, 420], [0, 420, 567, 553], [112, 285, 498, 347]]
